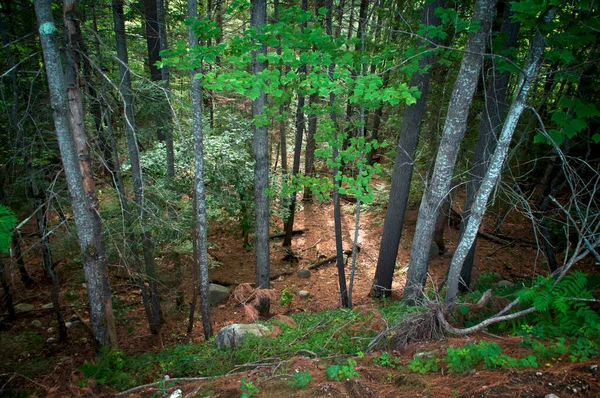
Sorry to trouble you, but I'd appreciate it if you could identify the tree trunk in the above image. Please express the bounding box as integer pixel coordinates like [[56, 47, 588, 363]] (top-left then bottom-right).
[[144, 0, 161, 81], [282, 0, 308, 249], [188, 0, 212, 339], [112, 0, 163, 334], [404, 0, 496, 304], [303, 92, 318, 201], [458, 4, 520, 290], [445, 9, 554, 305], [326, 0, 348, 308], [157, 0, 175, 179], [0, 258, 15, 320], [369, 0, 443, 298], [251, 0, 271, 318], [1, 21, 33, 287], [35, 0, 118, 348]]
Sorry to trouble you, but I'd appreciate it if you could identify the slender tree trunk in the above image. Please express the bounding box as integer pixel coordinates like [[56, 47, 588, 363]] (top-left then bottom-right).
[[1, 21, 33, 287], [12, 234, 33, 286], [145, 0, 161, 81], [458, 4, 520, 290], [112, 0, 163, 334], [188, 0, 212, 339], [157, 0, 175, 179], [325, 0, 348, 308], [35, 0, 117, 348], [303, 92, 318, 201], [404, 0, 496, 304], [282, 0, 308, 249], [370, 0, 443, 298], [0, 258, 15, 320], [445, 10, 554, 305], [251, 0, 271, 318]]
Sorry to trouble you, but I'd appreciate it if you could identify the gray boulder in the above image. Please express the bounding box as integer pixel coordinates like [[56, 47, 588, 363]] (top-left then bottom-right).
[[41, 303, 54, 310], [214, 324, 270, 349], [31, 320, 43, 329], [297, 268, 311, 278], [208, 283, 230, 305], [15, 303, 35, 313], [429, 242, 440, 258], [298, 290, 310, 298]]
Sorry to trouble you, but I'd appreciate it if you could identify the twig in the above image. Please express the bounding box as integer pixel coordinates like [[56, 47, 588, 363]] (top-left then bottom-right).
[[115, 374, 246, 397], [0, 372, 49, 391], [299, 238, 322, 253]]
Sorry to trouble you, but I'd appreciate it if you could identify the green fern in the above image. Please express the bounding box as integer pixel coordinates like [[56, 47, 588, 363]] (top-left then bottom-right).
[[0, 204, 17, 254]]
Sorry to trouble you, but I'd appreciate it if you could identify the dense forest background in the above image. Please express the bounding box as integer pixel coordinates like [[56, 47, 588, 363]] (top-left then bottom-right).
[[1, 0, 600, 396]]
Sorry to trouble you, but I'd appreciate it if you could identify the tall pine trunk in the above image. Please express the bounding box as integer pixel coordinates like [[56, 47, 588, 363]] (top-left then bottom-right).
[[325, 0, 348, 307], [445, 9, 554, 305], [404, 0, 497, 304], [458, 4, 520, 290], [112, 0, 163, 334], [370, 0, 443, 298], [35, 0, 117, 348], [188, 0, 212, 339], [251, 0, 271, 318]]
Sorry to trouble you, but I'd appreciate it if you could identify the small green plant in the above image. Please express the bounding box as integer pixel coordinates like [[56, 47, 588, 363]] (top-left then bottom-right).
[[407, 356, 440, 374], [79, 348, 133, 390], [240, 378, 259, 398], [288, 370, 312, 389], [150, 378, 177, 398], [280, 288, 293, 306], [373, 352, 401, 369], [568, 337, 598, 362], [325, 359, 360, 381], [443, 341, 538, 373]]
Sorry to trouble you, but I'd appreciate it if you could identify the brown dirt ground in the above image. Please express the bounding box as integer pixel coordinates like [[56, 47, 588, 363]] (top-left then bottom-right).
[[1, 195, 598, 397]]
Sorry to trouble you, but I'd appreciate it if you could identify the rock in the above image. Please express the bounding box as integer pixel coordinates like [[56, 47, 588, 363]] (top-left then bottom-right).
[[47, 327, 55, 333], [15, 303, 35, 313], [46, 337, 57, 344], [168, 389, 183, 398], [65, 322, 73, 328], [414, 349, 439, 358], [31, 320, 43, 329], [545, 394, 559, 398], [214, 324, 270, 349], [208, 283, 230, 306], [297, 268, 311, 278], [41, 303, 54, 310], [429, 242, 440, 258], [298, 290, 310, 298], [443, 250, 453, 258], [495, 280, 515, 288]]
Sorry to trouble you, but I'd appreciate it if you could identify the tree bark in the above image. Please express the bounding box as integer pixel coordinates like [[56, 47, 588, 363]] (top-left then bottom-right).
[[35, 0, 117, 348], [445, 9, 554, 305], [251, 0, 271, 318], [370, 0, 443, 298], [188, 0, 212, 339], [157, 0, 175, 179], [282, 0, 308, 248], [404, 0, 497, 304], [326, 0, 349, 308], [144, 0, 161, 81], [458, 4, 520, 290], [112, 0, 163, 334], [0, 258, 15, 320]]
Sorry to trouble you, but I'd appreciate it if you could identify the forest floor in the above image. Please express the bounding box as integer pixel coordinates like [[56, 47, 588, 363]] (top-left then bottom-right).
[[1, 194, 599, 397]]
